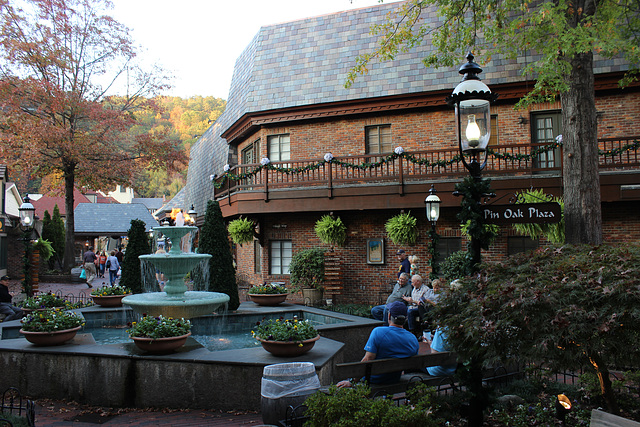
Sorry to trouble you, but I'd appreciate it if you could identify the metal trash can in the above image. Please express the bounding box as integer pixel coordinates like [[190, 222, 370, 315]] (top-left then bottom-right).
[[261, 362, 320, 425]]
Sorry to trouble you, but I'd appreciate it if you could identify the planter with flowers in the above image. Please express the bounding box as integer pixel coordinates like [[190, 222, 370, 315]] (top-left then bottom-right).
[[127, 314, 191, 354], [252, 316, 319, 357], [247, 282, 288, 306], [21, 293, 68, 313], [20, 308, 84, 346], [91, 285, 132, 307]]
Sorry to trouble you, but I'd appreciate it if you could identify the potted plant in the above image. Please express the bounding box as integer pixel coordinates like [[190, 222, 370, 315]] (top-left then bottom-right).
[[288, 247, 325, 305], [127, 314, 192, 354], [385, 211, 419, 246], [19, 308, 84, 346], [252, 316, 319, 357], [314, 215, 347, 248], [228, 218, 255, 245], [90, 285, 133, 307], [21, 293, 67, 312], [247, 282, 288, 306]]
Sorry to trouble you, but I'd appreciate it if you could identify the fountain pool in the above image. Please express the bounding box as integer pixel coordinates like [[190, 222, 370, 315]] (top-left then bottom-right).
[[0, 303, 379, 410]]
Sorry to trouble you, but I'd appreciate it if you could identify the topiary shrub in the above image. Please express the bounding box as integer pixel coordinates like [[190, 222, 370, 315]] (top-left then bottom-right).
[[199, 200, 240, 310], [119, 219, 151, 294], [385, 212, 418, 246]]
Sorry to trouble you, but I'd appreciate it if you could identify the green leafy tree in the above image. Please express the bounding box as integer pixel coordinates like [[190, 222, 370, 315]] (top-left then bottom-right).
[[432, 244, 640, 415], [289, 247, 326, 292], [119, 219, 152, 294], [198, 200, 239, 310], [512, 189, 565, 244], [347, 0, 640, 245]]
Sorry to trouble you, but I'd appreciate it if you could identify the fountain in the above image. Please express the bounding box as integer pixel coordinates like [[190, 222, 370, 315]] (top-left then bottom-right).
[[122, 225, 230, 319]]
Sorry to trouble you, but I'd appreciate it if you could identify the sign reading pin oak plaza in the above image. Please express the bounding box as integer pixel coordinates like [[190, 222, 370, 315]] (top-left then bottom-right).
[[483, 202, 562, 224]]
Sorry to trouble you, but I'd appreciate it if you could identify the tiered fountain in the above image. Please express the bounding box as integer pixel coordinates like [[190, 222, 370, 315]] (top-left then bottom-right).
[[122, 225, 229, 319]]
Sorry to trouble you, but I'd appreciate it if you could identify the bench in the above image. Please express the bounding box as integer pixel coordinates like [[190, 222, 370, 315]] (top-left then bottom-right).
[[333, 351, 459, 396]]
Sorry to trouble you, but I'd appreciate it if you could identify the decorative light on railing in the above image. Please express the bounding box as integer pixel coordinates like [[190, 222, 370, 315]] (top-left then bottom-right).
[[260, 157, 271, 165], [555, 135, 563, 144], [394, 146, 404, 155], [324, 152, 334, 162], [223, 164, 230, 172]]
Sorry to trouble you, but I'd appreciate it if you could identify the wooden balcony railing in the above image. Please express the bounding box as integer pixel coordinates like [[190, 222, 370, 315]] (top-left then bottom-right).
[[213, 137, 640, 200]]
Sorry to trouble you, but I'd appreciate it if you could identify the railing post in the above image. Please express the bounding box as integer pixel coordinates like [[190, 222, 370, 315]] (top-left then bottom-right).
[[263, 167, 269, 202], [328, 161, 334, 199], [398, 155, 404, 196]]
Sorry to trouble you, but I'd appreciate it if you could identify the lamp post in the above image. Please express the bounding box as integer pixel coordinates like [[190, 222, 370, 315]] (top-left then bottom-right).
[[187, 204, 197, 225], [425, 185, 441, 280], [18, 195, 36, 297], [446, 52, 498, 271]]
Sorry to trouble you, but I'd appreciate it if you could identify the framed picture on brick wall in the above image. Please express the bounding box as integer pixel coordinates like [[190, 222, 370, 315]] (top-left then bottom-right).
[[366, 238, 384, 265]]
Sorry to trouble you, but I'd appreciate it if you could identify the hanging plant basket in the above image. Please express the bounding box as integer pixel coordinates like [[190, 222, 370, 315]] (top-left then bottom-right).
[[385, 212, 419, 246], [228, 218, 255, 245], [314, 215, 346, 247]]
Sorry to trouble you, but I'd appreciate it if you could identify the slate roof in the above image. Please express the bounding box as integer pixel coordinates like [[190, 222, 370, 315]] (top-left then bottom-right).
[[182, 1, 631, 216], [131, 198, 164, 211], [74, 203, 158, 235]]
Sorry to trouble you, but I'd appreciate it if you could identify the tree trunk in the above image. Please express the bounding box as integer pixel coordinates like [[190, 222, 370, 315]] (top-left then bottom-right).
[[63, 168, 76, 273], [589, 351, 619, 415], [560, 50, 602, 245]]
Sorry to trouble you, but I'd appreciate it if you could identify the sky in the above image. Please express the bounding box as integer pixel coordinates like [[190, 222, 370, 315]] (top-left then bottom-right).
[[110, 0, 399, 100]]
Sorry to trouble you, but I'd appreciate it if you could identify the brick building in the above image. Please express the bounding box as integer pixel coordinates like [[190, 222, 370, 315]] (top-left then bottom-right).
[[181, 2, 640, 305]]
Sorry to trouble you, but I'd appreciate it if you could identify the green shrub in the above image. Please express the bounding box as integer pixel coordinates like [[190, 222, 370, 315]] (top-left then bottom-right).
[[289, 247, 325, 291], [440, 250, 469, 281]]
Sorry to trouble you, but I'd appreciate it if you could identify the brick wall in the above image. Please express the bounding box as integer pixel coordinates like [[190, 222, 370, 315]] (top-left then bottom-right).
[[233, 201, 640, 306]]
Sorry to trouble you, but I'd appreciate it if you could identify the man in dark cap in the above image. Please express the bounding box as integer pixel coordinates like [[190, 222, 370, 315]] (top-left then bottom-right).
[[0, 276, 24, 322], [338, 301, 419, 386], [396, 249, 411, 278]]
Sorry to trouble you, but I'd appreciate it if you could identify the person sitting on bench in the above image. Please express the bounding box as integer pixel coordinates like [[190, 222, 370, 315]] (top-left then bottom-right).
[[370, 273, 412, 326], [424, 327, 457, 377], [337, 301, 419, 387]]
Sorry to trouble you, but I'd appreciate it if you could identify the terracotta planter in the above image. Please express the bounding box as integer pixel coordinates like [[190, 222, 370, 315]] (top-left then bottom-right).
[[91, 294, 131, 307], [248, 293, 288, 306], [130, 333, 191, 354], [257, 335, 320, 357], [20, 326, 81, 346]]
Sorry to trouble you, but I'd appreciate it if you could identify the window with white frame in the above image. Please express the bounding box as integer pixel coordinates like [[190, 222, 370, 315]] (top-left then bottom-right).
[[270, 240, 292, 275], [267, 134, 290, 162]]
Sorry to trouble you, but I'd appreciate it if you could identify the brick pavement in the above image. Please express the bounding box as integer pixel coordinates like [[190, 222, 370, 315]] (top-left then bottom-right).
[[33, 399, 265, 426]]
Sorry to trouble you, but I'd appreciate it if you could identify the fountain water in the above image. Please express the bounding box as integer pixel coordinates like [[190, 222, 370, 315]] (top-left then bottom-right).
[[122, 225, 230, 318]]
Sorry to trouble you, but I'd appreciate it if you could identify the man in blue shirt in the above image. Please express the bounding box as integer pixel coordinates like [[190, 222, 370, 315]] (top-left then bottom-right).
[[396, 249, 411, 278], [338, 301, 419, 386]]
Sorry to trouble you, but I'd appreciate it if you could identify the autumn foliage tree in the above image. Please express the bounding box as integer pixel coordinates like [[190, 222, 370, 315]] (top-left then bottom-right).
[[0, 0, 186, 271]]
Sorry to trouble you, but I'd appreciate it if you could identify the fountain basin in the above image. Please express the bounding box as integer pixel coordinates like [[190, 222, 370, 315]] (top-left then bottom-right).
[[122, 291, 230, 319], [0, 303, 379, 411]]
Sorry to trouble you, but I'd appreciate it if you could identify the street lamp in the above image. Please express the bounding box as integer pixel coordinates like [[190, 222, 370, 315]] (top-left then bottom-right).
[[446, 52, 498, 180], [18, 196, 36, 297], [425, 185, 441, 280], [446, 52, 498, 271]]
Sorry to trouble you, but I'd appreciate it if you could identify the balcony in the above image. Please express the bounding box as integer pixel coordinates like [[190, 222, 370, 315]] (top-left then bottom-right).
[[214, 136, 640, 217]]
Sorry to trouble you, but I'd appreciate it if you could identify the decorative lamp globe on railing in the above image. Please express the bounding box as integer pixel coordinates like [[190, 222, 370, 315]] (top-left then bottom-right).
[[187, 204, 197, 225], [18, 195, 35, 230], [446, 52, 499, 179], [425, 184, 441, 227]]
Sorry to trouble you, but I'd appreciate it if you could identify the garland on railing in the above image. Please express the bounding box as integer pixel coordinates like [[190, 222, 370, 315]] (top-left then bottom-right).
[[209, 138, 640, 189]]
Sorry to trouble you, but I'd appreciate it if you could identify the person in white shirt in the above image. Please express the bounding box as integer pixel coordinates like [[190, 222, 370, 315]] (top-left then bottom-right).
[[402, 274, 430, 333]]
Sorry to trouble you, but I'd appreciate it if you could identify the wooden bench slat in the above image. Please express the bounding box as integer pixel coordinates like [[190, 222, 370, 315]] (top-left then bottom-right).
[[335, 352, 457, 380]]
